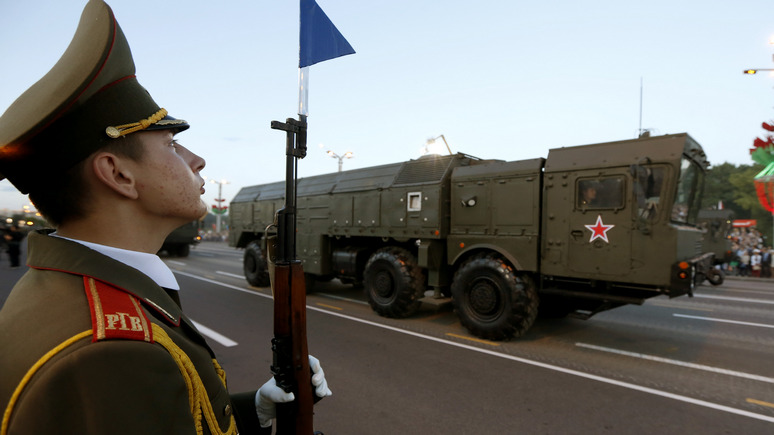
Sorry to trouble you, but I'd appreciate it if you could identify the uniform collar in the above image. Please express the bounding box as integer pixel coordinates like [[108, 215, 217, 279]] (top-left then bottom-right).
[[50, 233, 180, 290], [26, 231, 182, 326]]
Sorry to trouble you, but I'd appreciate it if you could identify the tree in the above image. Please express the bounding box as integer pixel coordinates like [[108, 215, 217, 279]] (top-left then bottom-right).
[[703, 162, 743, 215], [704, 162, 773, 244]]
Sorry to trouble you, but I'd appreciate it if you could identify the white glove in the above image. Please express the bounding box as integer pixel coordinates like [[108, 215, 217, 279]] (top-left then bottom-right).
[[255, 377, 295, 428], [254, 355, 332, 428], [309, 355, 333, 398]]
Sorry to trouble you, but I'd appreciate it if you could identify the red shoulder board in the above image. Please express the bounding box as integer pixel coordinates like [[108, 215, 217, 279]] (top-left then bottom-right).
[[83, 276, 154, 343]]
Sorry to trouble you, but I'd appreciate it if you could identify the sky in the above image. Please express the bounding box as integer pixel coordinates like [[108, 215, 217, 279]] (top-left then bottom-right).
[[1, 0, 773, 214]]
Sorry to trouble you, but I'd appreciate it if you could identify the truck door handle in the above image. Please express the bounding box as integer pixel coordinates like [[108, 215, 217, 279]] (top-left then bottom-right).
[[571, 230, 583, 239]]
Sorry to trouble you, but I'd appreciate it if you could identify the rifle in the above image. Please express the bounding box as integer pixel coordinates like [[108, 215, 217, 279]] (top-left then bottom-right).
[[268, 115, 317, 434]]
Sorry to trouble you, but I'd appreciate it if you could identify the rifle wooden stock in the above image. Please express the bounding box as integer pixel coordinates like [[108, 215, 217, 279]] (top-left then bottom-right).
[[272, 261, 314, 434]]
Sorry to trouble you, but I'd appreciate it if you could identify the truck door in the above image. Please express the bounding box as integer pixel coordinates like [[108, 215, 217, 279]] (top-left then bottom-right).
[[566, 173, 631, 277]]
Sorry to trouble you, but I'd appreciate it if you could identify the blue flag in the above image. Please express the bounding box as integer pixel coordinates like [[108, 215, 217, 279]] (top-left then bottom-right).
[[299, 0, 355, 68]]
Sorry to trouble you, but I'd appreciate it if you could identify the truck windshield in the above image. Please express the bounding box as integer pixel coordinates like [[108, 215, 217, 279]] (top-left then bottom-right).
[[671, 157, 704, 225]]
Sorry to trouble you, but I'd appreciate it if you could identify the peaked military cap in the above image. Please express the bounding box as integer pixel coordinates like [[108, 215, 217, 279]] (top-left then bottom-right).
[[0, 0, 189, 194]]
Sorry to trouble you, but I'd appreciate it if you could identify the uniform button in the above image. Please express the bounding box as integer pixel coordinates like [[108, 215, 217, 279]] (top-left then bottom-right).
[[223, 404, 232, 417]]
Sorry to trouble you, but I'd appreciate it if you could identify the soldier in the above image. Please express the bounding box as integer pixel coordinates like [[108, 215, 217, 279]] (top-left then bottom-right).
[[3, 225, 24, 268], [0, 1, 330, 434], [578, 180, 599, 207]]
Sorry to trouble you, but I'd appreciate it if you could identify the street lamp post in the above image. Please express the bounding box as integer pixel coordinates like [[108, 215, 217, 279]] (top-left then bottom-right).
[[327, 150, 353, 172], [425, 134, 452, 155], [208, 178, 230, 233]]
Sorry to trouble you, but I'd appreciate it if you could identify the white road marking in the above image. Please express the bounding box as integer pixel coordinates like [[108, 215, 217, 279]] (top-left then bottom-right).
[[173, 270, 774, 424], [575, 342, 774, 384], [674, 313, 774, 329], [216, 271, 245, 279], [167, 260, 186, 267], [174, 270, 271, 298], [693, 294, 774, 305], [190, 320, 238, 347], [703, 287, 774, 296]]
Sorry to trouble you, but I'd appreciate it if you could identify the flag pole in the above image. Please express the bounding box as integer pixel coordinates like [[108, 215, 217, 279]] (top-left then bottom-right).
[[298, 67, 309, 117]]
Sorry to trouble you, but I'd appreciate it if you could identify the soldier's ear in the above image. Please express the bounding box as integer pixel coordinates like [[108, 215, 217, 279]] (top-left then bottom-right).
[[91, 152, 139, 200]]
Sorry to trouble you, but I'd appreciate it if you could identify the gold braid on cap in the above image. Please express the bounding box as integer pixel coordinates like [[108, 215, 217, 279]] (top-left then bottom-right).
[[105, 108, 168, 138]]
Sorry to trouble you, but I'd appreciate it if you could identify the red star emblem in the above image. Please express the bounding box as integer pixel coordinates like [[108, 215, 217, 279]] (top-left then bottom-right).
[[584, 215, 614, 243]]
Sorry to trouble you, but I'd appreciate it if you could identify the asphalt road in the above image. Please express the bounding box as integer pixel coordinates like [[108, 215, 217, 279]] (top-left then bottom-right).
[[2, 240, 774, 434]]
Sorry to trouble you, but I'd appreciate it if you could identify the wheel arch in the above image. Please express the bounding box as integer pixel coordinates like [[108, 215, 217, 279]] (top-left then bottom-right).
[[235, 231, 265, 249], [450, 244, 523, 273]]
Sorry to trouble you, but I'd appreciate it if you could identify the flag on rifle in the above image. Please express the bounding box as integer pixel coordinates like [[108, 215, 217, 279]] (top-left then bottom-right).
[[299, 0, 355, 68], [297, 0, 355, 116]]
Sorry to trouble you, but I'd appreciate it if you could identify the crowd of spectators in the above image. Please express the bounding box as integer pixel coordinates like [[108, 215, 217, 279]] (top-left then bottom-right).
[[199, 230, 229, 242], [727, 227, 772, 278]]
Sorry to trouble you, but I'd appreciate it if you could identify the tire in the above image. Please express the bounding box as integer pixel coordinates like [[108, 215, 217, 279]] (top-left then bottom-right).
[[451, 255, 539, 340], [707, 269, 724, 286], [363, 247, 425, 318], [244, 241, 270, 287]]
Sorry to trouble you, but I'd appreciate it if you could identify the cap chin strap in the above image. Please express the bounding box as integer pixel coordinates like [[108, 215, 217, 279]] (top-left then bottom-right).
[[105, 108, 168, 138]]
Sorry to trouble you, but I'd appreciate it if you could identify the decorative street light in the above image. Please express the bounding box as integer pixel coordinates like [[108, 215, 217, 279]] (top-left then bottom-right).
[[425, 134, 452, 155], [743, 68, 774, 75], [744, 40, 774, 242], [753, 153, 774, 245], [327, 150, 353, 172], [207, 178, 230, 233]]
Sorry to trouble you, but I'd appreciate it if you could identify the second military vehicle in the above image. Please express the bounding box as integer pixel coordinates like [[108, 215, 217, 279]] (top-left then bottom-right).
[[697, 209, 735, 284], [160, 221, 201, 257], [229, 133, 719, 340]]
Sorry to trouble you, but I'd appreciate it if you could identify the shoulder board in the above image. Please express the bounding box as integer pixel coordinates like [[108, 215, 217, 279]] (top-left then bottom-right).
[[83, 276, 154, 343]]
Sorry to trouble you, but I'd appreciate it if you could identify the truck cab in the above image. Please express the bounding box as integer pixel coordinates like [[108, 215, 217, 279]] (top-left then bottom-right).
[[539, 134, 716, 315]]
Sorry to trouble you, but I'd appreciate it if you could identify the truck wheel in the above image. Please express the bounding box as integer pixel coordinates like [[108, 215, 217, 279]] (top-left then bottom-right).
[[177, 244, 190, 258], [707, 269, 724, 286], [244, 241, 270, 287], [451, 255, 538, 340], [364, 247, 425, 318]]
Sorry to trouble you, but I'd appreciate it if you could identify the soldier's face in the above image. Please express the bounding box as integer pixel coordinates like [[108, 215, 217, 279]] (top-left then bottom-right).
[[131, 130, 207, 223]]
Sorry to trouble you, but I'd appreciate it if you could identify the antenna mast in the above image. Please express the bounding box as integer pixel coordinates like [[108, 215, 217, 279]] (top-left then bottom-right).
[[638, 77, 643, 137]]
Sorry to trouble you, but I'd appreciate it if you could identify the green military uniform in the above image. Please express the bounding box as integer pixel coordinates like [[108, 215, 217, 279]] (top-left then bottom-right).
[[0, 1, 283, 432], [0, 232, 267, 434]]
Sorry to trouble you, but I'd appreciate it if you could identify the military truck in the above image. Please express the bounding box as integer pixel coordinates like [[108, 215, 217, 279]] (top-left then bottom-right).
[[697, 209, 735, 284], [229, 133, 719, 340], [160, 220, 201, 257]]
